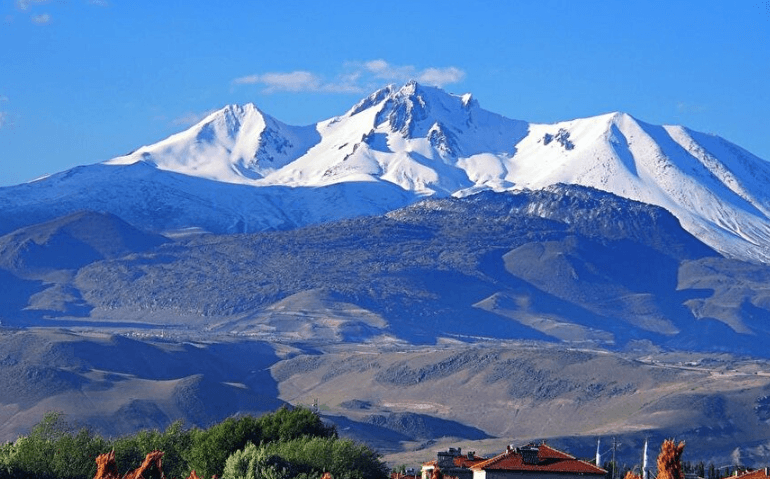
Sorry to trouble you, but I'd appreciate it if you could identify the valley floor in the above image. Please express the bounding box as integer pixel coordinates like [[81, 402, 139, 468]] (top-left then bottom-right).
[[2, 320, 770, 469]]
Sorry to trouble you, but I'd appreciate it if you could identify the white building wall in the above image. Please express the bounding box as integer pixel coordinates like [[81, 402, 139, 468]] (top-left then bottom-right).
[[474, 471, 605, 479]]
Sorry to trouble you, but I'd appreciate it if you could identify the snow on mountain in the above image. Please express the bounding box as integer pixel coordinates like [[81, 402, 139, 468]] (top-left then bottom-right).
[[502, 112, 770, 263], [200, 81, 527, 197], [106, 104, 321, 183], [3, 81, 770, 263]]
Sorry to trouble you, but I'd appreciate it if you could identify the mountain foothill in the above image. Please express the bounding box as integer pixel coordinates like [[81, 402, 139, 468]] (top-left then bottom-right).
[[2, 82, 770, 466]]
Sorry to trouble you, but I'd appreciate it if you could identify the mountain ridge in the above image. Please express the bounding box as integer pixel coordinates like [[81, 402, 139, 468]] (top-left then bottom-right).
[[2, 186, 770, 464], [2, 81, 770, 262], [6, 184, 756, 355]]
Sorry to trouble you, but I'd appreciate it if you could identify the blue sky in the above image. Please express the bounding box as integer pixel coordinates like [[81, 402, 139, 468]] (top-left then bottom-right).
[[1, 0, 769, 186]]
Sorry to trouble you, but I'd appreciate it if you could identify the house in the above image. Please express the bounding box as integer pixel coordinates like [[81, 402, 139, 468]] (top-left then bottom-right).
[[736, 468, 770, 479], [422, 447, 489, 479], [469, 444, 606, 479], [392, 468, 420, 479]]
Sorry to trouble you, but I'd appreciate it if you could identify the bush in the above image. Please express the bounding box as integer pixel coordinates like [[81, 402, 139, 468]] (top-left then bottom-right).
[[222, 436, 388, 479], [185, 406, 335, 479], [256, 406, 337, 444], [0, 412, 107, 479], [184, 415, 263, 479], [223, 442, 298, 479], [111, 420, 190, 479], [0, 406, 343, 479]]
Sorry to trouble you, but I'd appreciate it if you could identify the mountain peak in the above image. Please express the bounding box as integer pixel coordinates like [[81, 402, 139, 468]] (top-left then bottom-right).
[[7, 83, 770, 263], [346, 81, 454, 118], [354, 81, 482, 138], [606, 111, 637, 124], [106, 100, 320, 184], [392, 79, 431, 97]]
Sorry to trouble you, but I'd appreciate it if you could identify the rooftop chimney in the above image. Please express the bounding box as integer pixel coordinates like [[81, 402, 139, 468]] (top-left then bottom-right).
[[520, 445, 540, 465], [438, 448, 461, 469]]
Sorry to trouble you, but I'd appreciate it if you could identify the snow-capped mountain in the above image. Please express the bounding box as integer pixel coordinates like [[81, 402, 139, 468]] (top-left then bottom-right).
[[107, 104, 321, 183], [3, 81, 770, 263], [107, 81, 528, 195]]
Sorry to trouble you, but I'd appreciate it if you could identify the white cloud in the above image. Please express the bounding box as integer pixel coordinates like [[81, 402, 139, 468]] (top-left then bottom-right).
[[0, 96, 9, 129], [89, 0, 109, 5], [417, 67, 466, 87], [31, 13, 51, 24], [171, 109, 217, 127], [16, 0, 47, 11], [676, 101, 707, 114], [235, 71, 322, 93], [234, 60, 466, 94], [357, 59, 465, 87], [361, 59, 415, 81], [364, 59, 388, 73]]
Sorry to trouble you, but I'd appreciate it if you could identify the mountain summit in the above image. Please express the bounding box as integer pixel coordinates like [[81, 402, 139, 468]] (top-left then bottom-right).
[[107, 103, 321, 183], [2, 82, 770, 262]]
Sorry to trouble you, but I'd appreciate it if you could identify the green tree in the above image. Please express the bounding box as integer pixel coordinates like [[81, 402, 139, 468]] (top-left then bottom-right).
[[111, 420, 190, 479], [223, 436, 388, 479], [223, 442, 298, 479], [0, 406, 339, 479], [256, 406, 336, 444], [49, 427, 108, 479], [0, 412, 107, 479], [695, 461, 705, 478], [184, 415, 263, 479], [186, 407, 334, 479]]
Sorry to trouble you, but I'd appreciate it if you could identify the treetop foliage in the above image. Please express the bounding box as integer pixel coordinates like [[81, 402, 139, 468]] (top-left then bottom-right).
[[0, 406, 379, 479]]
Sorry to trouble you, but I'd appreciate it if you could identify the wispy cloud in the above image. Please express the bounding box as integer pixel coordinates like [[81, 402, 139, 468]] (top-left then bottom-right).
[[14, 0, 52, 25], [233, 60, 466, 94], [234, 71, 322, 92], [171, 109, 218, 127], [355, 59, 466, 87], [30, 13, 50, 24], [676, 101, 707, 114], [15, 0, 47, 11], [13, 0, 103, 26], [0, 95, 9, 129], [416, 67, 465, 87]]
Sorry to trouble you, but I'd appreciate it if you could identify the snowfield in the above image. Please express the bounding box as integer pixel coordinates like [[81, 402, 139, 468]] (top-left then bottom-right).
[[7, 81, 770, 263]]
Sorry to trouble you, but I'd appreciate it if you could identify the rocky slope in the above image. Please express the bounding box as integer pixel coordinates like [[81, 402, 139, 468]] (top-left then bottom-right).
[[4, 186, 770, 356]]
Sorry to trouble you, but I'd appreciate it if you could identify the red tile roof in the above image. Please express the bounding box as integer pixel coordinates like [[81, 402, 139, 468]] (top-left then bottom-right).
[[391, 473, 419, 479], [454, 456, 489, 468], [736, 469, 770, 479], [471, 444, 606, 475]]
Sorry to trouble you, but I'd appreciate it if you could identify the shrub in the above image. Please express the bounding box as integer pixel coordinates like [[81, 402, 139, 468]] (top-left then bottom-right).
[[111, 420, 190, 479], [186, 406, 335, 478], [0, 412, 107, 479], [222, 436, 387, 479], [0, 406, 342, 479]]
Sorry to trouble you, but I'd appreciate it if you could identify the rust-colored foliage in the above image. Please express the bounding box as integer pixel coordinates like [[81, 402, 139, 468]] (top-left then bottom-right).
[[186, 471, 202, 479], [656, 439, 685, 479], [93, 450, 165, 479], [95, 450, 120, 479], [624, 471, 642, 479], [124, 450, 164, 479], [431, 467, 443, 479], [320, 473, 334, 479]]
